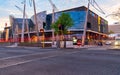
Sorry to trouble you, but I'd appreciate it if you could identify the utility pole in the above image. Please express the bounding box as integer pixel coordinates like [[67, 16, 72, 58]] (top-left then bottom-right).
[[15, 5, 31, 42], [48, 0, 58, 46], [82, 0, 90, 46], [52, 8, 55, 45], [21, 0, 26, 42], [82, 0, 105, 46], [33, 0, 39, 43]]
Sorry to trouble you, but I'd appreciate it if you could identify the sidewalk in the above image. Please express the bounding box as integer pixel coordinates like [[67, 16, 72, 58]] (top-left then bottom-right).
[[6, 43, 106, 50], [84, 45, 111, 50], [72, 45, 97, 49]]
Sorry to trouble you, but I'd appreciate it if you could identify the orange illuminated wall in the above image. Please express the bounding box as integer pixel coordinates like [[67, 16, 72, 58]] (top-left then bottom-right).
[[5, 28, 9, 41]]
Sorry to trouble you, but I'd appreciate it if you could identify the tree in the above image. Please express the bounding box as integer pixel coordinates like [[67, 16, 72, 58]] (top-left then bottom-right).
[[51, 13, 74, 48], [108, 30, 114, 34]]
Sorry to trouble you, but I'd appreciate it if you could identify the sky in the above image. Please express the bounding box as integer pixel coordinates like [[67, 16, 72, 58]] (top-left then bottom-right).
[[0, 0, 120, 31]]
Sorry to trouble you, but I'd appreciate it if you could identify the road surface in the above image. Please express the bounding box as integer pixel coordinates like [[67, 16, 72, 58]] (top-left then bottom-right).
[[0, 46, 120, 75]]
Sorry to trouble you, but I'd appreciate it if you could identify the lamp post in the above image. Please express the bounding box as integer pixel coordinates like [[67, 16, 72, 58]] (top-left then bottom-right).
[[82, 0, 90, 46], [105, 13, 120, 23]]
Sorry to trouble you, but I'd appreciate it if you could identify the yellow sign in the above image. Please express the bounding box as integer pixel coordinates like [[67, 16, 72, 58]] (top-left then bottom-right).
[[98, 16, 101, 25]]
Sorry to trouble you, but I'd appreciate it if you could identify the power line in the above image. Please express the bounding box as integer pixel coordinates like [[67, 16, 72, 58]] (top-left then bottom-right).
[[90, 0, 105, 14]]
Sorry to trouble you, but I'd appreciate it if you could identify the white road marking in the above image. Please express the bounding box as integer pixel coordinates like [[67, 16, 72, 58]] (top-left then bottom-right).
[[0, 49, 55, 61], [0, 54, 60, 68], [0, 50, 81, 69]]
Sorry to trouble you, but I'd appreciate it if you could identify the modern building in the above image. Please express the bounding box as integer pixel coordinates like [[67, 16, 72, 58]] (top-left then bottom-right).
[[108, 24, 120, 34], [108, 24, 120, 39], [45, 6, 108, 44], [1, 16, 35, 42], [2, 6, 108, 45]]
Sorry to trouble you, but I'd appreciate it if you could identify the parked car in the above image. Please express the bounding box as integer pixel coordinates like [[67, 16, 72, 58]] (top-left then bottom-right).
[[105, 41, 112, 45], [97, 40, 103, 46]]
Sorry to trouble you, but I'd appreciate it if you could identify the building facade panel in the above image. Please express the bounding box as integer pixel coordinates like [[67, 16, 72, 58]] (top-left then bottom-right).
[[109, 25, 120, 33], [47, 10, 86, 30], [31, 11, 47, 31]]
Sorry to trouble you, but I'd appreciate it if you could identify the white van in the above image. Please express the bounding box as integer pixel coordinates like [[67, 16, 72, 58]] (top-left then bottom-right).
[[114, 37, 120, 46]]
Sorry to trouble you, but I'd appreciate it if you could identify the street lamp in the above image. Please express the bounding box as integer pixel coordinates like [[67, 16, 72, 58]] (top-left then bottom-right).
[[105, 13, 120, 24]]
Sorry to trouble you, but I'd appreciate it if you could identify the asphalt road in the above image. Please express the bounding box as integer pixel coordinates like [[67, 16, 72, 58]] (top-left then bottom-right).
[[0, 46, 120, 75]]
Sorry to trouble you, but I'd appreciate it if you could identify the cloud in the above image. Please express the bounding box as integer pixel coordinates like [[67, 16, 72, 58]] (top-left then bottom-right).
[[63, 0, 79, 3], [71, 0, 78, 2], [0, 0, 120, 26], [103, 2, 120, 24]]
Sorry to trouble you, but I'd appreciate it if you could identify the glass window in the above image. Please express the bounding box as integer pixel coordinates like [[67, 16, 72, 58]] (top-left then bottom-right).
[[53, 11, 86, 29], [68, 11, 86, 29]]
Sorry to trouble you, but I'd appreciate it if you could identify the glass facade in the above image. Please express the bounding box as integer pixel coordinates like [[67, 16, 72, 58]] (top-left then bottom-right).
[[31, 11, 47, 30], [67, 11, 86, 29], [46, 10, 86, 30], [13, 18, 34, 33], [46, 15, 52, 30]]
